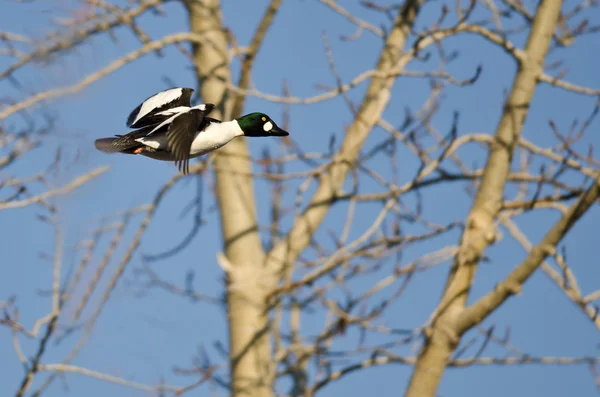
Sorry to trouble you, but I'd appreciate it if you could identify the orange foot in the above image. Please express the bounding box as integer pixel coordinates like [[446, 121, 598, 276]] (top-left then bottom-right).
[[133, 147, 144, 154]]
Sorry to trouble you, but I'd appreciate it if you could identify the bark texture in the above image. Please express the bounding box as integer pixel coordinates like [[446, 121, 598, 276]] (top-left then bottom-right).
[[403, 2, 565, 396], [184, 1, 271, 396]]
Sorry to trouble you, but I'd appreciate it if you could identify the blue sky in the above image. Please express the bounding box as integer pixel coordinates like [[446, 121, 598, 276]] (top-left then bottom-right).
[[1, 1, 599, 396]]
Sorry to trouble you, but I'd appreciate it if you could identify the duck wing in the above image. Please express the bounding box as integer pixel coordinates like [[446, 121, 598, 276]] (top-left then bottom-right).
[[165, 108, 212, 175], [127, 87, 195, 129]]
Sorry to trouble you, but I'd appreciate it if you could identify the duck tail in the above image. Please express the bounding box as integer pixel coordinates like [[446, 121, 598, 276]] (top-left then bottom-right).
[[94, 135, 142, 154]]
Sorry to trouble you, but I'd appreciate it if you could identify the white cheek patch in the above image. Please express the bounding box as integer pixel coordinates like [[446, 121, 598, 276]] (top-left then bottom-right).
[[263, 121, 273, 132]]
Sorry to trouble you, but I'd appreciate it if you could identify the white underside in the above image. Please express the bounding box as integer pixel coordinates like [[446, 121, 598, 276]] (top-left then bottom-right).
[[134, 120, 244, 161]]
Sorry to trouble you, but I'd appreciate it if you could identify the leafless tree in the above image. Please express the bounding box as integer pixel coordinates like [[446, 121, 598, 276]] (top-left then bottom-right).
[[1, 1, 599, 397]]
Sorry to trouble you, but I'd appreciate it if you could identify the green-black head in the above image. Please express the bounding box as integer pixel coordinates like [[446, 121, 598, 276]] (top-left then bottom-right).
[[236, 112, 289, 137]]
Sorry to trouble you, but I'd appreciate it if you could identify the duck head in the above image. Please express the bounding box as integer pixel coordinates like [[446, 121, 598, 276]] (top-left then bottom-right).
[[236, 112, 289, 137]]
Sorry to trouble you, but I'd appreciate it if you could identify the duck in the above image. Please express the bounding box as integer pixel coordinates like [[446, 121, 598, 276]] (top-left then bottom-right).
[[94, 87, 289, 174]]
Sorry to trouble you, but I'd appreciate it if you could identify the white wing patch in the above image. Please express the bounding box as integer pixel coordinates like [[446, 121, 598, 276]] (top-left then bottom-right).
[[155, 104, 209, 117], [147, 111, 185, 135], [263, 121, 273, 132], [133, 88, 183, 126], [156, 106, 190, 116]]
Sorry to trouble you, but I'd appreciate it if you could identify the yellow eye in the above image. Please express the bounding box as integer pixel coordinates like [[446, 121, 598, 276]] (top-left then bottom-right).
[[262, 117, 266, 121]]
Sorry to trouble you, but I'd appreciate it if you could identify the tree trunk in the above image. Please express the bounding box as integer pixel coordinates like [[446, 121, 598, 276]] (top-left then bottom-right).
[[403, 2, 564, 396], [184, 1, 272, 396]]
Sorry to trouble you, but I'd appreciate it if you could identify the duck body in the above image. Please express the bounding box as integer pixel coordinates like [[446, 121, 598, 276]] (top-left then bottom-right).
[[94, 87, 289, 174], [133, 118, 244, 161]]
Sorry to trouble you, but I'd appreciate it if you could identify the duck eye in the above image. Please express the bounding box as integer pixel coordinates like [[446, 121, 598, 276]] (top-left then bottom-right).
[[261, 116, 266, 121]]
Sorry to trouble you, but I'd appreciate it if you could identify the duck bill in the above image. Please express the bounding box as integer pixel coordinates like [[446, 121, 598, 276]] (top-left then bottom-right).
[[271, 125, 289, 136]]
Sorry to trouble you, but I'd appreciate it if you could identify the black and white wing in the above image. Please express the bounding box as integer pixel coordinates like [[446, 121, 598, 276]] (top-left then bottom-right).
[[165, 108, 210, 175], [127, 87, 194, 129]]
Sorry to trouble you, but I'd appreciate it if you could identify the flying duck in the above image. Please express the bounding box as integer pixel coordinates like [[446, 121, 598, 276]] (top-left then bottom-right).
[[94, 87, 289, 174]]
